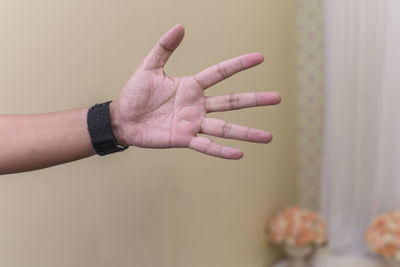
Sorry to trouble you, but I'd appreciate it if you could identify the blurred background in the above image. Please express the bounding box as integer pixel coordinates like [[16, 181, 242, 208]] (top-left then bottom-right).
[[0, 0, 296, 266]]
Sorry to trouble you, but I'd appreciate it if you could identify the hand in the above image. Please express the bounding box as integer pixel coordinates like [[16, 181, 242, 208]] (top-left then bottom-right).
[[111, 25, 281, 159]]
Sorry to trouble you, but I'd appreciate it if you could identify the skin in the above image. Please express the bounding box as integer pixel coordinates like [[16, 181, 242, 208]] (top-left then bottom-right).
[[0, 25, 281, 175]]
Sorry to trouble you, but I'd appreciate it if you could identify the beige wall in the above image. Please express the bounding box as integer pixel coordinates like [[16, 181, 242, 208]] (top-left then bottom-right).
[[0, 0, 297, 266]]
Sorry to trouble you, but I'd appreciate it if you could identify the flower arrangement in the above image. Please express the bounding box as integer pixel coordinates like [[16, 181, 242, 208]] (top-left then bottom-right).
[[365, 211, 400, 261], [269, 206, 327, 248]]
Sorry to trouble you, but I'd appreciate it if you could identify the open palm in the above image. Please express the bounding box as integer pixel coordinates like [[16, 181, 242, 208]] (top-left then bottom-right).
[[112, 25, 281, 159]]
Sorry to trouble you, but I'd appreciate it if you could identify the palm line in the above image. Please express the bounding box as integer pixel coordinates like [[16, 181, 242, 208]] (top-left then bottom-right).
[[133, 75, 178, 121], [168, 77, 181, 147]]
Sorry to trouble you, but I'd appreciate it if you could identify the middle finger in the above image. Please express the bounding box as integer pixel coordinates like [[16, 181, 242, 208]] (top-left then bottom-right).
[[205, 92, 281, 113]]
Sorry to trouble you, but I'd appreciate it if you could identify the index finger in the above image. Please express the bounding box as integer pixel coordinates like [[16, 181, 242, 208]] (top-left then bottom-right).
[[194, 53, 264, 89]]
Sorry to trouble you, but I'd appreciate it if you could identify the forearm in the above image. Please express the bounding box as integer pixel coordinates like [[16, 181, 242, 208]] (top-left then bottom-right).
[[0, 107, 96, 174]]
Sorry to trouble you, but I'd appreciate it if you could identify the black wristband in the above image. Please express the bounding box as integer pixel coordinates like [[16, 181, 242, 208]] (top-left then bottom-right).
[[87, 101, 128, 156]]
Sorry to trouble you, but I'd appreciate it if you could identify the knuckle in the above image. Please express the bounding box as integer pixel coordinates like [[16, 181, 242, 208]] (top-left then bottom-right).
[[238, 58, 245, 69], [204, 140, 214, 153], [193, 75, 205, 89], [217, 63, 229, 78], [229, 94, 241, 110], [221, 122, 233, 138], [245, 127, 251, 140]]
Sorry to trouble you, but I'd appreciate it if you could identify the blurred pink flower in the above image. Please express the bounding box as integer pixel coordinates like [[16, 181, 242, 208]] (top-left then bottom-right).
[[269, 206, 327, 248], [366, 212, 400, 261]]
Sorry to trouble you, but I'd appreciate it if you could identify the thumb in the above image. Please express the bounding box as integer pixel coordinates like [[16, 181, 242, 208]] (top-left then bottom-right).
[[140, 24, 185, 70]]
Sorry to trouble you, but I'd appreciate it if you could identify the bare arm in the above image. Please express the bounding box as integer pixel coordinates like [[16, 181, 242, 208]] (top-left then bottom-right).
[[0, 25, 281, 175], [0, 108, 93, 174]]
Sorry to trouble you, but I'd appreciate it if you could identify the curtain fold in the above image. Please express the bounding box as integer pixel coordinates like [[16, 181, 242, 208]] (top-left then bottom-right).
[[321, 0, 400, 259]]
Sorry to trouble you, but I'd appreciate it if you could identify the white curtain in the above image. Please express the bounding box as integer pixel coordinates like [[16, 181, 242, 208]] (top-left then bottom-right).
[[317, 0, 400, 265]]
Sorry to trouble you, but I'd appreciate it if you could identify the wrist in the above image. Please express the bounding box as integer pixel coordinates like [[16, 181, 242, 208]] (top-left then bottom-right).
[[109, 101, 129, 147]]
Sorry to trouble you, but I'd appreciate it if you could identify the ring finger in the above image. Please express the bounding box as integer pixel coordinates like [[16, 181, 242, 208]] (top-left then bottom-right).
[[200, 117, 272, 143]]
